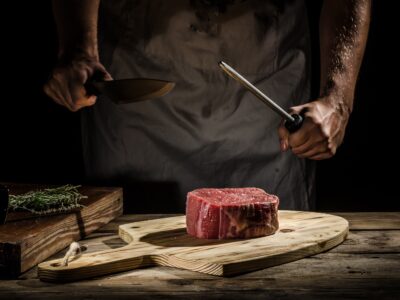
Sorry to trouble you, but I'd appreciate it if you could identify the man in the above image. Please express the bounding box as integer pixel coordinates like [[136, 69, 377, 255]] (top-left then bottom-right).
[[44, 0, 370, 212]]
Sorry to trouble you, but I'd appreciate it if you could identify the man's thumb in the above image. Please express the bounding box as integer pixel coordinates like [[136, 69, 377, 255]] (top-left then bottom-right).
[[277, 119, 289, 152]]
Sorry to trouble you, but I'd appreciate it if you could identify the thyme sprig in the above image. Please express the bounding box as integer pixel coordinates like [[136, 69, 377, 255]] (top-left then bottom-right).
[[9, 185, 87, 215]]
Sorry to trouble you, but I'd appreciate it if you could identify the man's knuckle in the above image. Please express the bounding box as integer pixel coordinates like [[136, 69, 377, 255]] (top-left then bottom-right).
[[312, 118, 324, 129], [70, 103, 81, 112], [326, 145, 336, 156], [79, 71, 89, 83]]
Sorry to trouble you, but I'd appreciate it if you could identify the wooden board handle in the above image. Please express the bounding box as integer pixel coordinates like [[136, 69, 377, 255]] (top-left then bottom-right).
[[38, 245, 156, 282]]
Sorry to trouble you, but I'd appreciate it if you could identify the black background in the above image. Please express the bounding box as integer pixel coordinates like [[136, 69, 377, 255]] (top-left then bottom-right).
[[1, 1, 398, 212]]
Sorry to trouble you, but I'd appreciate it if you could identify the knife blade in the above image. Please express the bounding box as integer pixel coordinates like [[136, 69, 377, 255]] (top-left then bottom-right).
[[85, 78, 175, 104], [219, 61, 303, 133]]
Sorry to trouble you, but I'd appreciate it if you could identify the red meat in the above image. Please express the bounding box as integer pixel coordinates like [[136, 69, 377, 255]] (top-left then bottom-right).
[[186, 188, 279, 239]]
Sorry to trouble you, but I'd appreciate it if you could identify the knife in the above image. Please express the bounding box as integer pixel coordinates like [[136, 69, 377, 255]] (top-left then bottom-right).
[[218, 61, 303, 133], [85, 78, 175, 104]]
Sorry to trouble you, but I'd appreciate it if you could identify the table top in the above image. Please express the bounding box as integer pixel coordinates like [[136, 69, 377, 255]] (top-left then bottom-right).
[[1, 212, 399, 299]]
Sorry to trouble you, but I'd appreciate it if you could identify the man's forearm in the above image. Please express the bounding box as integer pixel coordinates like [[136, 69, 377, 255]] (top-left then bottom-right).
[[319, 0, 371, 115], [52, 0, 100, 60]]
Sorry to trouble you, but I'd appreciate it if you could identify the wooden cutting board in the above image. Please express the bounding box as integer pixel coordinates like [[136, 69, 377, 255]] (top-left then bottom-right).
[[0, 184, 123, 278], [38, 211, 348, 282]]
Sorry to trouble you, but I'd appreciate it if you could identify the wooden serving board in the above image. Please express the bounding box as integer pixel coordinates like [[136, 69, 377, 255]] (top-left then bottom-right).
[[38, 210, 348, 282], [0, 184, 123, 278]]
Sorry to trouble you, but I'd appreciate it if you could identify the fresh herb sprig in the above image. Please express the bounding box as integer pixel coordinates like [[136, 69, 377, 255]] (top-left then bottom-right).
[[9, 185, 87, 215]]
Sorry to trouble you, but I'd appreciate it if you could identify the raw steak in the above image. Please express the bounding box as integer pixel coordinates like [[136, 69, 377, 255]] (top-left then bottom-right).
[[186, 188, 279, 239]]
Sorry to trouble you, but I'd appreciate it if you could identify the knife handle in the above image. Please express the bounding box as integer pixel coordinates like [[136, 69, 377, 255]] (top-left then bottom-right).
[[84, 81, 100, 97], [285, 113, 304, 133], [84, 71, 106, 96]]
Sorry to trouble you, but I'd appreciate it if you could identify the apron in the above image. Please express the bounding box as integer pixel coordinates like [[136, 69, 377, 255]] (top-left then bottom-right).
[[81, 0, 316, 213]]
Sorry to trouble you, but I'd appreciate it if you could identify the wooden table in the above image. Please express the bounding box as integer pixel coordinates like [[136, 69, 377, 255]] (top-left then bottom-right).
[[0, 212, 399, 299]]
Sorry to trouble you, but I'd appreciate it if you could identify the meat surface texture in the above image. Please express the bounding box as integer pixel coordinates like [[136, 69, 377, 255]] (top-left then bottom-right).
[[186, 188, 279, 239]]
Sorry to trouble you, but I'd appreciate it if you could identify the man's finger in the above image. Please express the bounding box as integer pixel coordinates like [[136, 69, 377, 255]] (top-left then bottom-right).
[[288, 103, 308, 115], [287, 117, 315, 148], [103, 73, 113, 81], [296, 140, 328, 158], [44, 86, 63, 106], [66, 92, 87, 111], [52, 77, 77, 111], [48, 74, 75, 110], [309, 152, 332, 160], [64, 90, 81, 112], [98, 67, 113, 81], [277, 120, 290, 151], [69, 83, 97, 109], [291, 129, 325, 155], [55, 74, 90, 112], [43, 83, 59, 103], [44, 80, 69, 108]]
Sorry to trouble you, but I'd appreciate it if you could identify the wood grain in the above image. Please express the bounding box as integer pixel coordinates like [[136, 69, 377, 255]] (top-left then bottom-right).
[[0, 185, 123, 278], [1, 213, 399, 299], [333, 212, 400, 230], [38, 210, 349, 282]]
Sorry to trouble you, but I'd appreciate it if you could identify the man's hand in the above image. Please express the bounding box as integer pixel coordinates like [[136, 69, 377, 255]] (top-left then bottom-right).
[[279, 0, 371, 160], [44, 55, 112, 112], [45, 0, 106, 111], [278, 98, 350, 160]]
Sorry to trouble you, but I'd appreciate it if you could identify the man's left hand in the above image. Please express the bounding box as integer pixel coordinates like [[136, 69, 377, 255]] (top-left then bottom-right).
[[277, 98, 350, 160]]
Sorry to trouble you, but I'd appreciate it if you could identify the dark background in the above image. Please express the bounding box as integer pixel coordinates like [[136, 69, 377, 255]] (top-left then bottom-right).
[[1, 1, 398, 212]]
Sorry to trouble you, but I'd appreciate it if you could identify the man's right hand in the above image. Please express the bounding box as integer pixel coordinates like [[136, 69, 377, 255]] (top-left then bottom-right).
[[44, 55, 112, 112]]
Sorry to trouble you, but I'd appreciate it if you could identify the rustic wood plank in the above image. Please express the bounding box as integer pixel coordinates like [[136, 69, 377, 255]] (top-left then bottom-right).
[[1, 213, 399, 299], [38, 211, 349, 281], [333, 212, 400, 230], [1, 254, 399, 299], [330, 230, 400, 254], [0, 184, 123, 278]]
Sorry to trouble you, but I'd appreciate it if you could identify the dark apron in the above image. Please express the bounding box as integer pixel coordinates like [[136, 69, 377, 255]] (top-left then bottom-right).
[[81, 0, 316, 213]]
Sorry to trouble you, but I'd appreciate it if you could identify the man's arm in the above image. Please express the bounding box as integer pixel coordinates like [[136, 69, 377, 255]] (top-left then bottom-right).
[[53, 0, 99, 61], [44, 0, 111, 111], [278, 0, 371, 160]]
